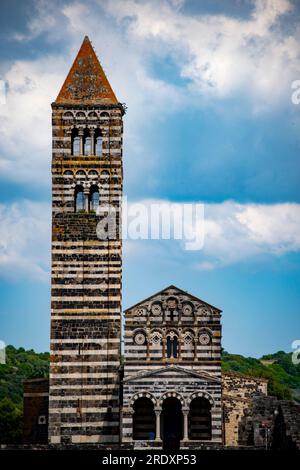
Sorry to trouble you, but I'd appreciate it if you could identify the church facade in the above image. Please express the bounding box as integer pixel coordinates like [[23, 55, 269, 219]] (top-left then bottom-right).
[[122, 285, 223, 449], [21, 36, 299, 451]]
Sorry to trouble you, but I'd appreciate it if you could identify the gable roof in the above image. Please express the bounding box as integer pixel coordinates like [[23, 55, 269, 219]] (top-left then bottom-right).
[[123, 365, 221, 384], [55, 36, 118, 105], [124, 284, 222, 313]]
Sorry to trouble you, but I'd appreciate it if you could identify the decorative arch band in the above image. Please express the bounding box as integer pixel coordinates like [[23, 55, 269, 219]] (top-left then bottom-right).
[[129, 392, 156, 407]]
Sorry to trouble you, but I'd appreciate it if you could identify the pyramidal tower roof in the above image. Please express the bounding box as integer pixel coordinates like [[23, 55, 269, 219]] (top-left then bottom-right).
[[55, 36, 118, 105]]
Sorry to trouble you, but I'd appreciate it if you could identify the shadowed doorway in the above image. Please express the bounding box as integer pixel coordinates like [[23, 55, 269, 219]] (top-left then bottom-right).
[[189, 397, 212, 440], [132, 397, 156, 440], [161, 397, 183, 451]]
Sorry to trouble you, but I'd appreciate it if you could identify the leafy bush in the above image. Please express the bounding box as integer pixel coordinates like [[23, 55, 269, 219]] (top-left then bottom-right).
[[0, 398, 22, 444]]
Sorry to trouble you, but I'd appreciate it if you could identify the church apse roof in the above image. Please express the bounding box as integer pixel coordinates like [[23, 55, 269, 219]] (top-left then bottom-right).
[[55, 36, 118, 105]]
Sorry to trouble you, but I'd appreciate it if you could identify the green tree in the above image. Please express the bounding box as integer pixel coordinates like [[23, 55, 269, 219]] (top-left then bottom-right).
[[0, 398, 22, 444]]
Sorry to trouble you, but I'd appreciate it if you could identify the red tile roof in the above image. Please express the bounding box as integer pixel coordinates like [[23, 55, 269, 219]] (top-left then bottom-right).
[[55, 36, 118, 105]]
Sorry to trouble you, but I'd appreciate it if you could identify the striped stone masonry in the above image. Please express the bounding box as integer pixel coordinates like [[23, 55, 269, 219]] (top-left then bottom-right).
[[48, 36, 125, 446], [122, 285, 223, 449]]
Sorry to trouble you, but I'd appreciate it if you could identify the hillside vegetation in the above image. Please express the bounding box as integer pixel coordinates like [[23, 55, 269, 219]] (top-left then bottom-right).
[[222, 350, 300, 400], [0, 345, 49, 443]]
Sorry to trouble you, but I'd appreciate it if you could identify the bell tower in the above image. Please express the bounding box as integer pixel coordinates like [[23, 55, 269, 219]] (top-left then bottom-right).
[[49, 36, 124, 445]]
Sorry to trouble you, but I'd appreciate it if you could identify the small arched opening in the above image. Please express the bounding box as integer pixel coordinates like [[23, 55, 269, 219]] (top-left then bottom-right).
[[166, 334, 178, 358], [132, 397, 155, 441], [75, 185, 85, 212], [83, 129, 92, 156], [72, 129, 80, 156], [89, 185, 99, 212], [95, 129, 103, 156], [189, 397, 212, 440]]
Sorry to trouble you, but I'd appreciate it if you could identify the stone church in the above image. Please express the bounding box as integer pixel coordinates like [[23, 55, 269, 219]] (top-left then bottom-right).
[[122, 285, 222, 449], [22, 37, 300, 450]]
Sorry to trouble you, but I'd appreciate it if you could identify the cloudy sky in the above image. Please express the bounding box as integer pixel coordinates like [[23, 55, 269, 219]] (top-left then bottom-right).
[[0, 0, 300, 357]]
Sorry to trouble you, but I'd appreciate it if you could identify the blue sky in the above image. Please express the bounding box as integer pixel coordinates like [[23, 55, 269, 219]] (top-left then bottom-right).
[[0, 0, 300, 357]]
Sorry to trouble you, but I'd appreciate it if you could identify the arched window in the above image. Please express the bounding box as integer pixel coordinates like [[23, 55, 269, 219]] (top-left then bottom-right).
[[133, 398, 155, 440], [167, 335, 178, 358], [173, 336, 178, 358], [189, 397, 212, 440], [88, 111, 97, 119], [100, 170, 110, 182], [75, 186, 84, 212], [95, 129, 102, 156], [76, 111, 86, 119], [72, 129, 80, 155], [84, 137, 92, 155], [167, 336, 172, 358], [83, 129, 91, 156], [89, 185, 99, 212], [63, 111, 74, 119]]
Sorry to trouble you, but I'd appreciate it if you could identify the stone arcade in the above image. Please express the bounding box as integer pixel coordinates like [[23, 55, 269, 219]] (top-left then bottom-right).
[[22, 36, 300, 450]]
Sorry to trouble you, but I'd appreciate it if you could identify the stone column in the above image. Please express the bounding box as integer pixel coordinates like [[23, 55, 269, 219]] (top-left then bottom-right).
[[183, 409, 189, 441], [84, 189, 89, 212], [146, 330, 150, 361], [155, 410, 161, 441], [90, 129, 95, 155], [79, 129, 84, 155], [162, 337, 166, 360]]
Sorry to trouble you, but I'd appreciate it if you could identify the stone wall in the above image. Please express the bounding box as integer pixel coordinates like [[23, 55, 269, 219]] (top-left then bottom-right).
[[23, 378, 49, 444], [222, 372, 268, 446], [272, 400, 300, 449]]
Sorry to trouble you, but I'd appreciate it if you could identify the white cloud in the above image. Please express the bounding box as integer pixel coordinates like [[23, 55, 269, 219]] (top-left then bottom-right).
[[201, 201, 300, 267], [0, 0, 299, 199], [0, 57, 65, 185], [1, 199, 299, 282], [104, 0, 300, 108], [0, 0, 299, 188], [0, 200, 51, 281], [0, 0, 185, 187], [123, 199, 300, 269]]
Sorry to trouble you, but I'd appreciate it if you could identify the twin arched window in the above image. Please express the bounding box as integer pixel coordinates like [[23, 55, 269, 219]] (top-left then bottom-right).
[[166, 335, 178, 358], [75, 185, 100, 212]]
